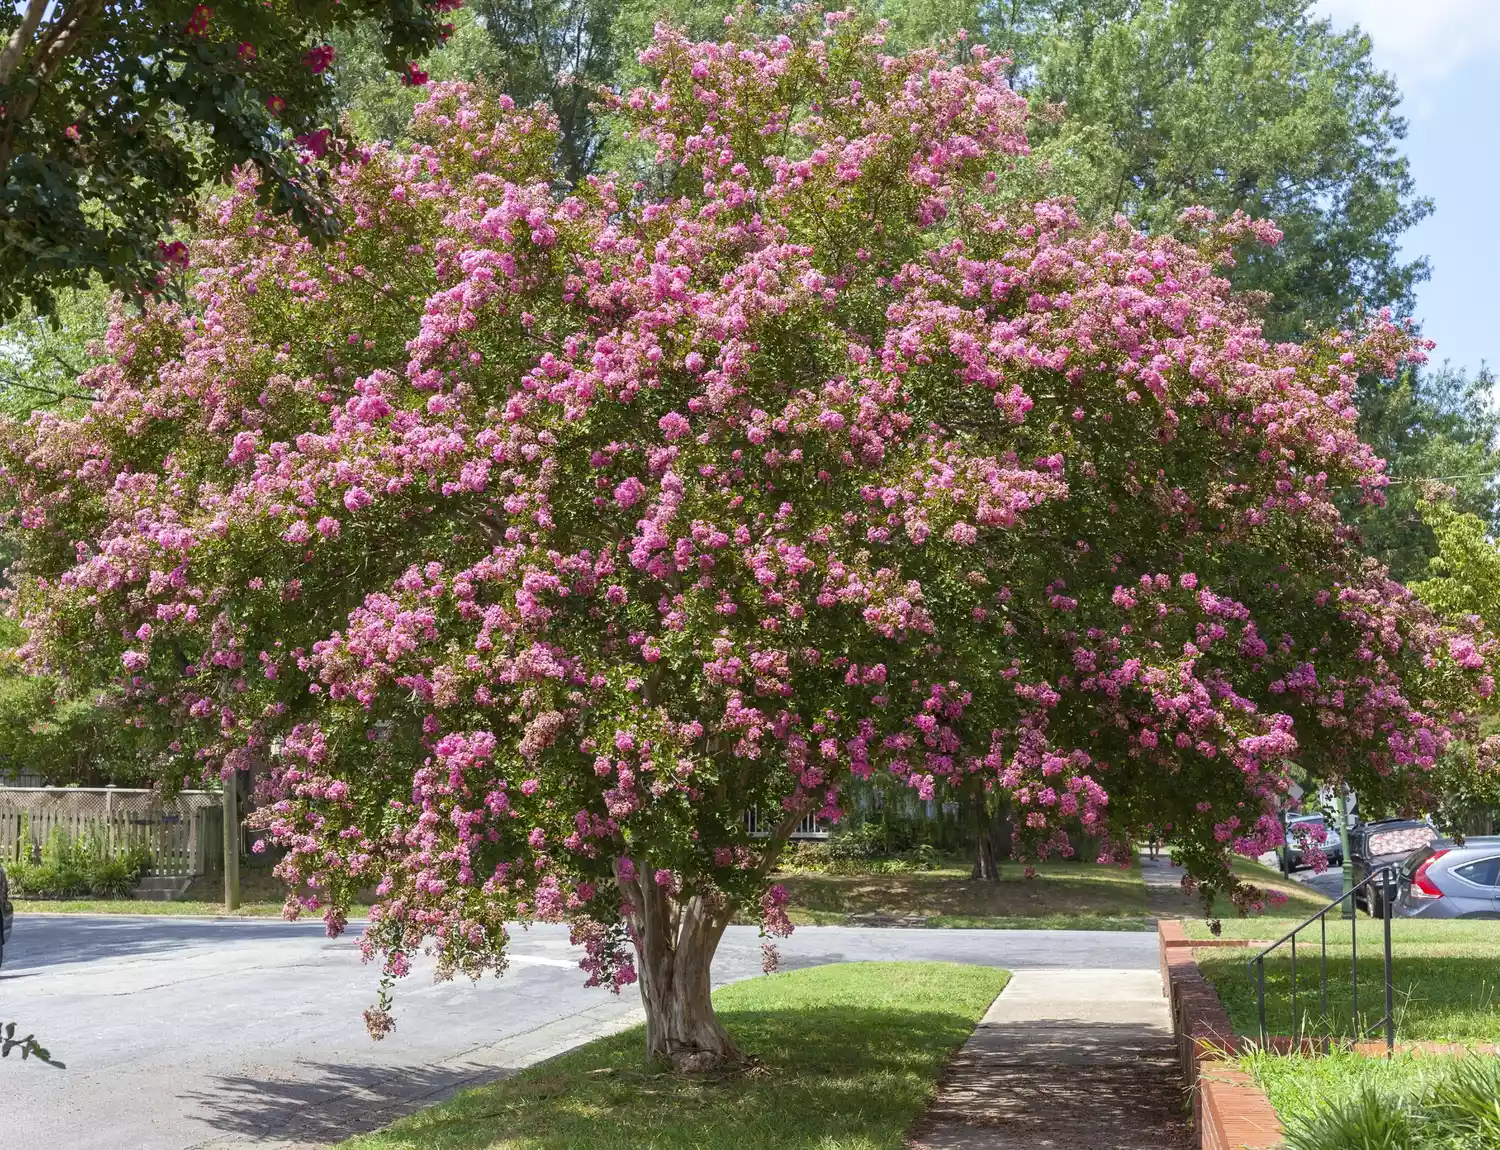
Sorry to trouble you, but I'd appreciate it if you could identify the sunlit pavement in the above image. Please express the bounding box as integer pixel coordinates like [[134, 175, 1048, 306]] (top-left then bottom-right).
[[3, 915, 1158, 1149]]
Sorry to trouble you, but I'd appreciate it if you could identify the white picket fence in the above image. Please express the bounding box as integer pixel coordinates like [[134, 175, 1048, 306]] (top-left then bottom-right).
[[744, 808, 828, 840], [0, 787, 226, 877]]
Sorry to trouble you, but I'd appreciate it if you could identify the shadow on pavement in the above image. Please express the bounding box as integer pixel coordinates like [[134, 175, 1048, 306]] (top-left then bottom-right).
[[5, 914, 346, 971], [180, 1058, 508, 1145], [911, 1019, 1195, 1150]]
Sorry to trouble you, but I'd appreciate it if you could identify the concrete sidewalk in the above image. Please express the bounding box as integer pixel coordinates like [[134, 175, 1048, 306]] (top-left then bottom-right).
[[910, 968, 1194, 1149]]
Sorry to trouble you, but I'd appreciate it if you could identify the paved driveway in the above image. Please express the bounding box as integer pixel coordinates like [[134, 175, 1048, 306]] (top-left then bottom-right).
[[2, 914, 1157, 1149]]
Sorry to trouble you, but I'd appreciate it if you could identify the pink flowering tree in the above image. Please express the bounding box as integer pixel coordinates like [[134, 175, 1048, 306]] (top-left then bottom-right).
[[3, 12, 1497, 1068]]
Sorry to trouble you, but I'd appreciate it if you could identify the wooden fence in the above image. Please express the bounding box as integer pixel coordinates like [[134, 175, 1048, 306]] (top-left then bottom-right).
[[0, 787, 225, 877]]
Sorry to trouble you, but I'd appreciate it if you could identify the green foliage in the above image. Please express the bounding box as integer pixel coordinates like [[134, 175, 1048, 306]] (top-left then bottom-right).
[[1, 1022, 64, 1068], [8, 827, 151, 899], [332, 9, 508, 146], [1251, 1051, 1500, 1150], [1282, 1083, 1421, 1150], [1412, 499, 1500, 630], [0, 280, 113, 418], [879, 0, 1429, 343], [1352, 366, 1500, 582], [0, 0, 459, 321], [786, 824, 943, 875]]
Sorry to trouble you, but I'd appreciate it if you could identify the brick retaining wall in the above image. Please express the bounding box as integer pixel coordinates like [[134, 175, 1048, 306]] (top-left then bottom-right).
[[1157, 920, 1500, 1148], [1158, 921, 1283, 1150]]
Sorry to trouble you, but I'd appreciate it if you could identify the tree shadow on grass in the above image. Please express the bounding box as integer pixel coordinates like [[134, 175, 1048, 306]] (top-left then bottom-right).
[[186, 1004, 985, 1150]]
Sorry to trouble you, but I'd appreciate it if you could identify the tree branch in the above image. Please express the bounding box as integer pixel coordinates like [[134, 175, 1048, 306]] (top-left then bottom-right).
[[0, 0, 49, 87]]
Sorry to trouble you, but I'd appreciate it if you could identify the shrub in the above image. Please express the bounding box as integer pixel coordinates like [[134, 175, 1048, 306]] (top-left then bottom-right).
[[6, 829, 149, 899]]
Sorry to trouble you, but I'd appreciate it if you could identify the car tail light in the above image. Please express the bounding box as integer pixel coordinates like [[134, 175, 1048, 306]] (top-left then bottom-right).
[[1411, 850, 1450, 898]]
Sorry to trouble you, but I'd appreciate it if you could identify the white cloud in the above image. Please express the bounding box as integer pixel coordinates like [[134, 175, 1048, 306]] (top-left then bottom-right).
[[1316, 0, 1500, 94]]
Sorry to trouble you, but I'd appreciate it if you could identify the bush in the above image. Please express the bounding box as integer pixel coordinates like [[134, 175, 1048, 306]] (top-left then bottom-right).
[[779, 831, 944, 876], [7, 829, 150, 900], [1279, 1056, 1500, 1150]]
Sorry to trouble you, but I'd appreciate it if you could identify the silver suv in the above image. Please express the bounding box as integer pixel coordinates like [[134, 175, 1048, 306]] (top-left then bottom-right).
[[1395, 838, 1500, 919]]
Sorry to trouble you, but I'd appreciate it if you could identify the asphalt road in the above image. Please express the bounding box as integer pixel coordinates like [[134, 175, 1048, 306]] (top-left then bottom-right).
[[1, 914, 1158, 1150]]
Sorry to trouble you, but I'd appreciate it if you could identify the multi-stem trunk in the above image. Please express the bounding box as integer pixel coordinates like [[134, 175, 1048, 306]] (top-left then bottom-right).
[[613, 809, 804, 1071], [618, 865, 740, 1071], [970, 786, 998, 881]]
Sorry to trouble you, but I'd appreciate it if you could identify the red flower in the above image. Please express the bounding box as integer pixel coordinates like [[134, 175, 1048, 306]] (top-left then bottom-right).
[[265, 94, 286, 116], [439, 22, 455, 41], [302, 45, 336, 75], [64, 124, 81, 141], [237, 42, 257, 62], [295, 128, 332, 159], [184, 4, 212, 36], [430, 0, 462, 11], [401, 62, 430, 87], [156, 240, 190, 270]]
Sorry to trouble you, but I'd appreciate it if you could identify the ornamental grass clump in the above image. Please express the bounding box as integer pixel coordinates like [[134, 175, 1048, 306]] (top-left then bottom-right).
[[3, 9, 1496, 1068]]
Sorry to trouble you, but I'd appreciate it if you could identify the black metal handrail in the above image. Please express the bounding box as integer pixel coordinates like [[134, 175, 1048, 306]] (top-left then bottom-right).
[[1248, 865, 1397, 1053]]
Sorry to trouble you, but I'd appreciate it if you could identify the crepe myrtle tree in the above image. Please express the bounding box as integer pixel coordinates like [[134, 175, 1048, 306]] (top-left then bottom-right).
[[3, 11, 1498, 1069], [0, 0, 460, 319]]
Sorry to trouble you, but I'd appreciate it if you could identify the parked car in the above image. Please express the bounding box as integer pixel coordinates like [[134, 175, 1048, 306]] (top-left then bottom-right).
[[0, 859, 11, 968], [1281, 813, 1343, 872], [1394, 837, 1500, 919], [1351, 818, 1438, 917]]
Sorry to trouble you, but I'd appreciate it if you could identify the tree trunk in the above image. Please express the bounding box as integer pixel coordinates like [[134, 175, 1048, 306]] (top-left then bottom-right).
[[618, 864, 741, 1071], [970, 787, 998, 881], [972, 821, 999, 880]]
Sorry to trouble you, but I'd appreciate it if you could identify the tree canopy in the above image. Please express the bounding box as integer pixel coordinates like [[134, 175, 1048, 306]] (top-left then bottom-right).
[[1348, 365, 1500, 583], [2, 12, 1495, 1064], [0, 0, 462, 320], [883, 0, 1431, 342]]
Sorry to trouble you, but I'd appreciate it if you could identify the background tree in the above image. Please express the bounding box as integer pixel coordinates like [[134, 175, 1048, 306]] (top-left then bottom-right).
[[880, 0, 1430, 342], [1349, 365, 1500, 582], [331, 8, 509, 144], [0, 282, 112, 417], [0, 0, 461, 320], [5, 14, 1497, 1067]]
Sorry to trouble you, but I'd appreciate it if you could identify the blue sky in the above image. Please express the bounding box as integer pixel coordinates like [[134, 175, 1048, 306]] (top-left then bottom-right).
[[1317, 0, 1500, 376]]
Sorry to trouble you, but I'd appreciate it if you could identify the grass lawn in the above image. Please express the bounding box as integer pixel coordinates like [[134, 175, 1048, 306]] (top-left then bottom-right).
[[1193, 920, 1500, 1043], [18, 858, 1155, 930], [1242, 1049, 1500, 1148], [770, 860, 1154, 931], [1149, 857, 1331, 924], [13, 868, 369, 917], [339, 961, 1011, 1150]]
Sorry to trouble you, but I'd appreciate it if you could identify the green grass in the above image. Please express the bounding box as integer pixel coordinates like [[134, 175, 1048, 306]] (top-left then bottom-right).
[[339, 962, 1010, 1150], [1243, 1049, 1500, 1149], [1194, 920, 1500, 1043], [13, 898, 286, 916], [771, 860, 1153, 931], [14, 868, 371, 917], [1150, 857, 1331, 925]]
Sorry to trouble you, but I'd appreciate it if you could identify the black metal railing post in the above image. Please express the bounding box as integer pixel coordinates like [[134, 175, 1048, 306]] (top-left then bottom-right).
[[1249, 865, 1397, 1054], [1384, 868, 1395, 1054]]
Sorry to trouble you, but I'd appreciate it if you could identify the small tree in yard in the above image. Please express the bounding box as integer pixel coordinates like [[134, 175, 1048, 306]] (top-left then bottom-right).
[[3, 12, 1498, 1069]]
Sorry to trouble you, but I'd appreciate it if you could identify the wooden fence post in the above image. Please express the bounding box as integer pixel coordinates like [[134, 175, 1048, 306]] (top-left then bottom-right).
[[222, 782, 240, 911]]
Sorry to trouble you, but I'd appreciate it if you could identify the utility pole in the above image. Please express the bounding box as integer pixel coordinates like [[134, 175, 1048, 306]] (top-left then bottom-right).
[[222, 775, 240, 912], [1338, 784, 1355, 920]]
